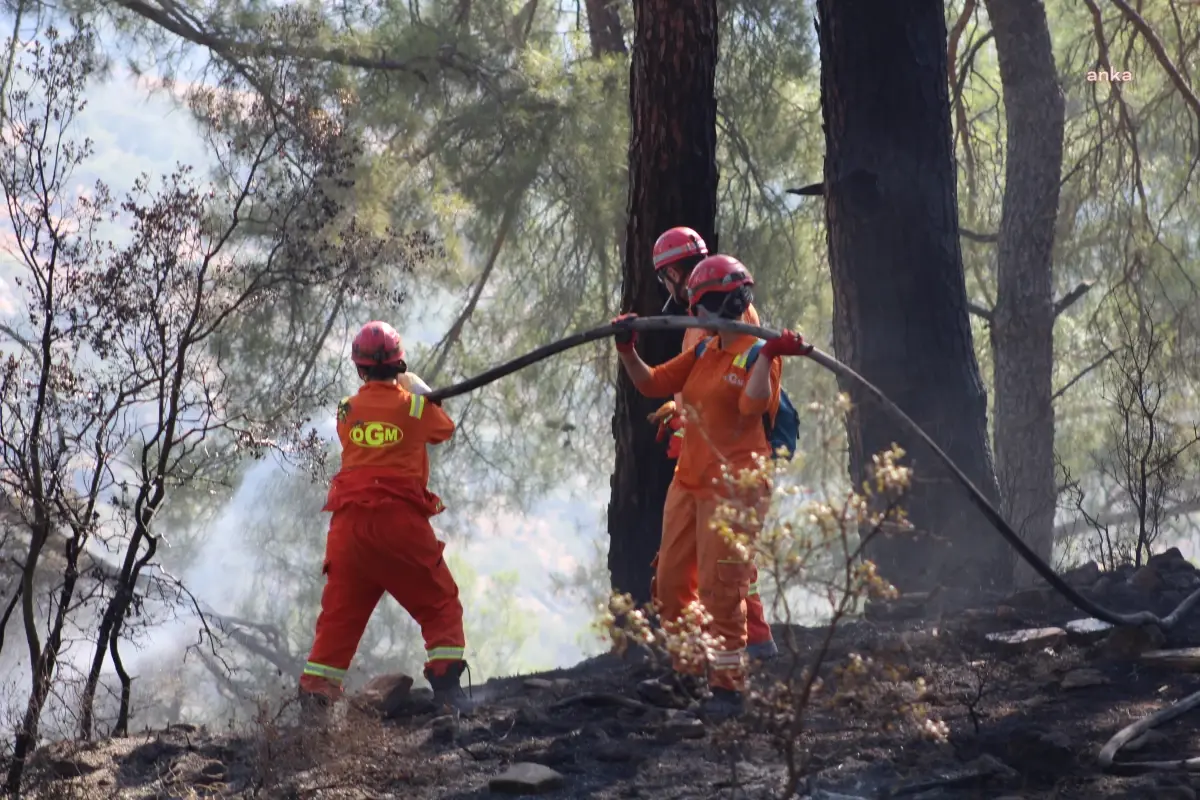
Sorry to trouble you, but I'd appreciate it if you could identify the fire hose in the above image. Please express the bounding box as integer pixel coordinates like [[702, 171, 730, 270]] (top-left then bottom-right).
[[426, 315, 1200, 772]]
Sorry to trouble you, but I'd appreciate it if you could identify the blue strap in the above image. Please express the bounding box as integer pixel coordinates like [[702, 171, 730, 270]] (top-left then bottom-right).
[[744, 340, 765, 367]]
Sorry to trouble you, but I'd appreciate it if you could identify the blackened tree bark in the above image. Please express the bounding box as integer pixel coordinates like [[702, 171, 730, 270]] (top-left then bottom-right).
[[816, 0, 1008, 594], [584, 0, 626, 57], [608, 0, 719, 603], [983, 0, 1064, 587]]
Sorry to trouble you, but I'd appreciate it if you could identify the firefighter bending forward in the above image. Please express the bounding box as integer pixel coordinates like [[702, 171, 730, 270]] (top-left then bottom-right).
[[612, 255, 811, 721], [646, 227, 778, 662], [299, 321, 474, 716]]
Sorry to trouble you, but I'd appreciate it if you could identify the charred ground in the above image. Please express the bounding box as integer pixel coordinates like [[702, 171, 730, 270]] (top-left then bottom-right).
[[14, 550, 1200, 799]]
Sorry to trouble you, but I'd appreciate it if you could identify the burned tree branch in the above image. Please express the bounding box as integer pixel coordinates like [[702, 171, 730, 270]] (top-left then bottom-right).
[[1052, 351, 1115, 402], [960, 227, 998, 243], [967, 302, 994, 323], [1054, 280, 1096, 317]]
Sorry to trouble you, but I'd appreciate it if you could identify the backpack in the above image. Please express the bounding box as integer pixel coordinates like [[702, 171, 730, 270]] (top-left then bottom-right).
[[694, 338, 800, 461]]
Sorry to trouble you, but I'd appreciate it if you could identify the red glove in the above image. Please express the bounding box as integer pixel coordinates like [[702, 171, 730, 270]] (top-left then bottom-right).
[[665, 421, 684, 460], [760, 329, 813, 359], [655, 413, 684, 443], [612, 313, 638, 353]]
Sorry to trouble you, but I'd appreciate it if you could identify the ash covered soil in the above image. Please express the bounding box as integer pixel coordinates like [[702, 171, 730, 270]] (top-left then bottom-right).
[[17, 549, 1200, 799]]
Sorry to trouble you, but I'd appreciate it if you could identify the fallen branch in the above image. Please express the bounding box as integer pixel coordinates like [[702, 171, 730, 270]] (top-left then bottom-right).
[[548, 692, 650, 713]]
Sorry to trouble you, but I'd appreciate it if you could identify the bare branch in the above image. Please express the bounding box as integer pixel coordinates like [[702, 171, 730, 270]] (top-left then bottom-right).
[[1108, 0, 1200, 126], [426, 183, 531, 384], [960, 227, 998, 243], [1052, 351, 1114, 402], [967, 302, 994, 323], [1054, 280, 1096, 318]]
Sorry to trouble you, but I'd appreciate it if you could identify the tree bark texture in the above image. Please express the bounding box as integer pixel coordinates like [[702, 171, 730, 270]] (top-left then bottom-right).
[[816, 0, 1008, 594], [983, 0, 1064, 588], [608, 0, 719, 603]]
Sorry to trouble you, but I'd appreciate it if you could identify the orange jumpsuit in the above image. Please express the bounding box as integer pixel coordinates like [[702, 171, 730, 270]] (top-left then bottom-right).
[[635, 335, 782, 692], [674, 306, 773, 649], [299, 383, 466, 699]]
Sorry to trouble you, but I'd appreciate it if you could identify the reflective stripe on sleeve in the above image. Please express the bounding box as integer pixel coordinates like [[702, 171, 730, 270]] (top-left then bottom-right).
[[409, 394, 426, 418]]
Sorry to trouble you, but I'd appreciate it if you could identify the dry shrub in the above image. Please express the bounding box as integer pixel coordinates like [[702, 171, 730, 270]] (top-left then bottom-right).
[[245, 692, 414, 796], [600, 393, 949, 796]]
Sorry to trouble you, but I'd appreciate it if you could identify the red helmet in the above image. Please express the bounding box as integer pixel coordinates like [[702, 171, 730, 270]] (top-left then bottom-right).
[[652, 227, 708, 272], [686, 254, 754, 308], [351, 321, 405, 366]]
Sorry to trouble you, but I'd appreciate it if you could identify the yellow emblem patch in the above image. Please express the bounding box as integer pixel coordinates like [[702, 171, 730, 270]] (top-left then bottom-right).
[[349, 421, 403, 448]]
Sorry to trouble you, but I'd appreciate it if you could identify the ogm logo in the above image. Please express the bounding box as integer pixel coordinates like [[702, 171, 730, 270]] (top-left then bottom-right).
[[349, 421, 402, 448]]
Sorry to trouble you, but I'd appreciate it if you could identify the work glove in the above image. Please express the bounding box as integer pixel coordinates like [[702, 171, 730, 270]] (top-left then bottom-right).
[[612, 313, 639, 353], [647, 400, 677, 426], [399, 372, 432, 395], [655, 413, 684, 442], [648, 399, 684, 455], [665, 422, 684, 459], [760, 329, 814, 359]]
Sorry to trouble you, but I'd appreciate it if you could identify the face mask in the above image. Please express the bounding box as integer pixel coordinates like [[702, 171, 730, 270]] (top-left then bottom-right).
[[691, 287, 749, 320]]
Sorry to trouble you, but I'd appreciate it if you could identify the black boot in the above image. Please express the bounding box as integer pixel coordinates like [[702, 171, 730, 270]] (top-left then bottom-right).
[[637, 671, 709, 709], [424, 660, 477, 716], [297, 688, 334, 725], [700, 687, 745, 722]]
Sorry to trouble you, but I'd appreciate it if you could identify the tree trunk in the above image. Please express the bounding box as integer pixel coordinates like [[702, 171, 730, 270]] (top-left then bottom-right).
[[816, 0, 1007, 595], [7, 546, 82, 795], [583, 0, 626, 58], [983, 0, 1064, 588], [608, 0, 719, 603]]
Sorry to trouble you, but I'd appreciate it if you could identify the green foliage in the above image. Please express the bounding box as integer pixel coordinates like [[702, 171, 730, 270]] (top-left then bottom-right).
[[42, 0, 1200, 719]]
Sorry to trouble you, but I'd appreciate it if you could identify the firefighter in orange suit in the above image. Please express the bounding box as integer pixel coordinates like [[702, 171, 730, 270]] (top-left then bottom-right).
[[646, 227, 778, 663], [612, 255, 811, 720], [299, 321, 474, 715]]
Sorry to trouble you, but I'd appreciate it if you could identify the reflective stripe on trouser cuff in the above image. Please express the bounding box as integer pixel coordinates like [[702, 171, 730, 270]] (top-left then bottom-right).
[[710, 649, 745, 671], [673, 429, 684, 438], [303, 662, 347, 684], [747, 581, 759, 597], [427, 646, 465, 662]]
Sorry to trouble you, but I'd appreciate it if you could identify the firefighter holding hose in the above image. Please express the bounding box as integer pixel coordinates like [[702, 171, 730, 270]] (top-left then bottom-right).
[[646, 227, 779, 663], [612, 255, 812, 720], [298, 321, 475, 717]]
